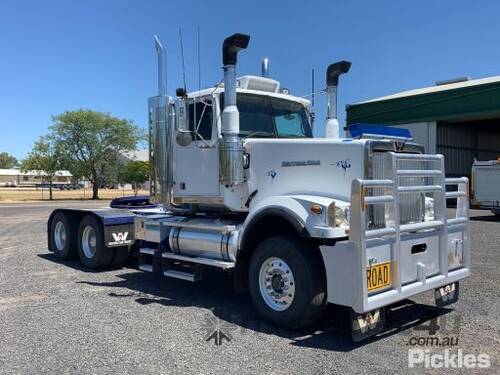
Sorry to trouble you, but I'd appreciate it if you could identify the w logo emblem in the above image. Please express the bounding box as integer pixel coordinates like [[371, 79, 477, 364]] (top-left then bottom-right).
[[393, 141, 406, 151], [112, 232, 128, 242]]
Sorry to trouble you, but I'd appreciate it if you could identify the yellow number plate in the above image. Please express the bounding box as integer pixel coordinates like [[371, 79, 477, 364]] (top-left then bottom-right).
[[366, 261, 392, 291]]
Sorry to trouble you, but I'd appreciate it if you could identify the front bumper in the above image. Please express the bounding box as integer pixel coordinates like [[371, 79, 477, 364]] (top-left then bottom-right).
[[320, 239, 470, 314], [320, 153, 471, 313]]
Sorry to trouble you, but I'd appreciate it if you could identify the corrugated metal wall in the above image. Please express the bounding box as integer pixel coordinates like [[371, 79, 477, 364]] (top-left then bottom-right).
[[437, 119, 500, 177]]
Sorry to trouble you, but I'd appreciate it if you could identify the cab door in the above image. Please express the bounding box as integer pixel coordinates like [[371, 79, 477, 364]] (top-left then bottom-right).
[[172, 97, 221, 198]]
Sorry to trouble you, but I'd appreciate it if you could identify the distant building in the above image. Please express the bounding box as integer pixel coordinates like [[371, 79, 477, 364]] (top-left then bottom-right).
[[0, 169, 72, 187], [347, 76, 500, 177], [119, 149, 150, 191]]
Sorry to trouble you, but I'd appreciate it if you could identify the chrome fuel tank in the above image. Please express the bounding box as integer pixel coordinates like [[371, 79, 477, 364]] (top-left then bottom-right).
[[135, 215, 239, 262]]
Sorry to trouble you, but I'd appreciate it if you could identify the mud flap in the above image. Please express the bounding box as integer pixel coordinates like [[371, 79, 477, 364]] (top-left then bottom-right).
[[351, 308, 385, 342], [434, 282, 459, 308], [104, 224, 135, 247]]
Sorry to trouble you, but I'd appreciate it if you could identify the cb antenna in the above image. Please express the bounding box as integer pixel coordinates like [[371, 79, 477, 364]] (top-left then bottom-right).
[[197, 25, 201, 94], [311, 68, 315, 107], [179, 27, 187, 92]]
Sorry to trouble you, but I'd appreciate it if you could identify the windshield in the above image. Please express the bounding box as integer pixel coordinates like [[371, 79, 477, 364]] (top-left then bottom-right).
[[220, 93, 312, 138]]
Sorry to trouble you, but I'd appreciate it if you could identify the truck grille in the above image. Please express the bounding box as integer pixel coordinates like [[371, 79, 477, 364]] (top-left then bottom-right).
[[369, 151, 427, 229]]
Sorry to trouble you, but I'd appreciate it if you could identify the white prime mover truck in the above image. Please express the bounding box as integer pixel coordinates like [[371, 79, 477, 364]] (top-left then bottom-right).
[[472, 160, 500, 216], [47, 33, 471, 341]]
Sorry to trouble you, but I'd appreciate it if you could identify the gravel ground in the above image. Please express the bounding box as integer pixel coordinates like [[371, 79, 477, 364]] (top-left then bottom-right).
[[0, 201, 498, 374]]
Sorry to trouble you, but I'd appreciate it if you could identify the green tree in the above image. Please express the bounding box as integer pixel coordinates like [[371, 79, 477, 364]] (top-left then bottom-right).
[[50, 110, 143, 199], [0, 152, 18, 169], [122, 161, 149, 196], [21, 136, 65, 200]]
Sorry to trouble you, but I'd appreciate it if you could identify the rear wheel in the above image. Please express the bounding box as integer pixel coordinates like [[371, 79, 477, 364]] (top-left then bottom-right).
[[50, 212, 77, 260], [249, 235, 327, 329], [77, 215, 113, 269]]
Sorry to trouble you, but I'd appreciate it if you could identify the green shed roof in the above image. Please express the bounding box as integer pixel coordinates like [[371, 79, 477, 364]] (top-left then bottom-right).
[[346, 76, 500, 125]]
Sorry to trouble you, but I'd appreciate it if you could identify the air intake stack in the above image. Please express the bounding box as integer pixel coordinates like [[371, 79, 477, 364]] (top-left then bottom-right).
[[219, 33, 250, 186], [325, 61, 351, 138]]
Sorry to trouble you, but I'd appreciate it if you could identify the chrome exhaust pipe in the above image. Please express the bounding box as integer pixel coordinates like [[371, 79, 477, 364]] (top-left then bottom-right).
[[325, 61, 351, 138], [220, 33, 250, 186], [150, 35, 178, 211], [154, 35, 167, 96]]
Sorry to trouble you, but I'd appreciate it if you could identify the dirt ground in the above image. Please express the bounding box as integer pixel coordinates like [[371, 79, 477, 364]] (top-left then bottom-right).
[[0, 188, 149, 202]]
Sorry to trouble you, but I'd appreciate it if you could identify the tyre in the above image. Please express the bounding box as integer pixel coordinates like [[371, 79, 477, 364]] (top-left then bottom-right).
[[49, 212, 77, 260], [248, 235, 327, 330], [77, 215, 113, 269]]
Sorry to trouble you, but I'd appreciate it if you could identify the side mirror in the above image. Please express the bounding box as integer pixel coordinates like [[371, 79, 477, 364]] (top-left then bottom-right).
[[175, 99, 188, 131], [174, 99, 193, 146]]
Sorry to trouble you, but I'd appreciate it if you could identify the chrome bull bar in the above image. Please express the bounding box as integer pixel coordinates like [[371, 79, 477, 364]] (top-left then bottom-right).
[[349, 152, 470, 313]]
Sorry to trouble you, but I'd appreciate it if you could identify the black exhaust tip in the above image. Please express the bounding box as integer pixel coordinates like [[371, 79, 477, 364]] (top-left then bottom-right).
[[223, 33, 250, 66], [326, 61, 351, 86]]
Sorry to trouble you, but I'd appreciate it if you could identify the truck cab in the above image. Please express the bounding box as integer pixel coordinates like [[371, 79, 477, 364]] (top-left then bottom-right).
[[167, 77, 313, 207], [48, 32, 471, 342]]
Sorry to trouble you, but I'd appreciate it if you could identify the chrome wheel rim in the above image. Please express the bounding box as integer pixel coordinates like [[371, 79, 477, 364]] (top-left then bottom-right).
[[54, 221, 66, 251], [82, 226, 97, 258], [258, 256, 295, 311]]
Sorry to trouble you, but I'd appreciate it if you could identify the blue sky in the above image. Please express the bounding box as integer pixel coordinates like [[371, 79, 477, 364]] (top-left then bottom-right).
[[1, 0, 500, 159]]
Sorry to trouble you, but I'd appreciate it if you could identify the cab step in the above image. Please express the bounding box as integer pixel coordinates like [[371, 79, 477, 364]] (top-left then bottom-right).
[[162, 252, 235, 270], [163, 269, 201, 282], [139, 264, 154, 272], [138, 247, 160, 273], [139, 247, 234, 282]]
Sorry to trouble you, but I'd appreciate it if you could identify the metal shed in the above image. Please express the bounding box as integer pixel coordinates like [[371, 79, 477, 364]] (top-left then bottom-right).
[[346, 76, 500, 177]]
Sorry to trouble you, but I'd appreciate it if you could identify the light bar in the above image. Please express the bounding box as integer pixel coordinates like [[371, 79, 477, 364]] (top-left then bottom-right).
[[348, 123, 413, 141]]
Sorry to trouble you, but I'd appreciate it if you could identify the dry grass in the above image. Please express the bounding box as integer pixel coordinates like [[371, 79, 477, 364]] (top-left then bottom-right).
[[0, 188, 149, 202]]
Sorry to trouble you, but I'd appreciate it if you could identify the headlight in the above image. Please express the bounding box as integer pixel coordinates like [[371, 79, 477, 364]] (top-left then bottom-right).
[[328, 202, 350, 228], [335, 206, 350, 228]]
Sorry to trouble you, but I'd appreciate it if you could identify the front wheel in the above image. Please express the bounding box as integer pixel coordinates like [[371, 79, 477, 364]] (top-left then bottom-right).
[[248, 236, 327, 330]]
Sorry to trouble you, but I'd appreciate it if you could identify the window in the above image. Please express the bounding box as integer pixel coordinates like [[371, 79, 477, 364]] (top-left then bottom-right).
[[23, 176, 28, 181], [188, 99, 213, 141], [238, 94, 275, 137], [272, 99, 312, 138], [219, 93, 312, 138]]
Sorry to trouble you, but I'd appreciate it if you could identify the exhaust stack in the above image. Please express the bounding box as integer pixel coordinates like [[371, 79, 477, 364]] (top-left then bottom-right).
[[325, 61, 351, 138], [220, 33, 250, 186], [154, 35, 167, 96], [149, 35, 172, 208], [261, 58, 269, 78]]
